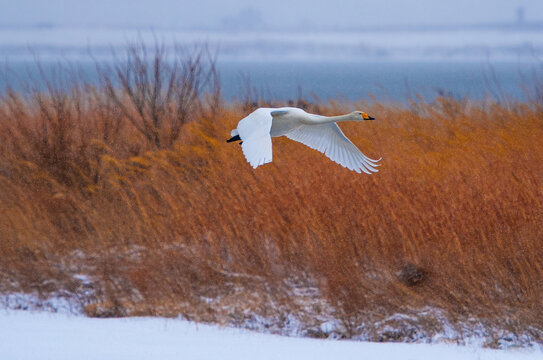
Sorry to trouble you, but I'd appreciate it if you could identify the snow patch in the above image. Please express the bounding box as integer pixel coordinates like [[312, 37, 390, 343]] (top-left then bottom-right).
[[0, 292, 81, 314], [1, 310, 540, 360]]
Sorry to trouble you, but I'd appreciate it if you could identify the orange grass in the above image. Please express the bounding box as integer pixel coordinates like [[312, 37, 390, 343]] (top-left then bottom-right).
[[0, 72, 542, 340]]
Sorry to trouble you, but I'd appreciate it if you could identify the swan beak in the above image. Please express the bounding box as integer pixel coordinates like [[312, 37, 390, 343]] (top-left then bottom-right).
[[362, 113, 375, 120]]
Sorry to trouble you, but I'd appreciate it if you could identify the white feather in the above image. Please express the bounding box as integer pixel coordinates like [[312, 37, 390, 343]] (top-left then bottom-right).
[[286, 123, 378, 174], [230, 107, 381, 173], [236, 108, 273, 168]]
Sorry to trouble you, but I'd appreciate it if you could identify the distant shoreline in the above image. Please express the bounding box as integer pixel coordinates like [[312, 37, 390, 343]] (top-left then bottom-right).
[[0, 26, 542, 63]]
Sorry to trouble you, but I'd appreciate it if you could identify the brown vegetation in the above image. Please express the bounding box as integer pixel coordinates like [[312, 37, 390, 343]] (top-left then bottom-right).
[[0, 46, 541, 344]]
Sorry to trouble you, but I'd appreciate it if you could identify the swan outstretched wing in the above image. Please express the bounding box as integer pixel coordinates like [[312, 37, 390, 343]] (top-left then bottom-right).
[[237, 108, 273, 168], [285, 123, 380, 174]]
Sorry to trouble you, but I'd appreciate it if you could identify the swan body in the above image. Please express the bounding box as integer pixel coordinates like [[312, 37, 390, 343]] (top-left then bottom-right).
[[228, 107, 380, 174]]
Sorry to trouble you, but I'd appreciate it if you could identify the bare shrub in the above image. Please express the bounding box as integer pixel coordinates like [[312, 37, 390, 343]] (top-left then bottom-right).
[[100, 42, 219, 149]]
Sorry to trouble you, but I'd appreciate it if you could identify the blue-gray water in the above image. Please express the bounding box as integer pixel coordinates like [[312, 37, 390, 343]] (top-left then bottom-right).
[[219, 61, 536, 102], [1, 60, 538, 103]]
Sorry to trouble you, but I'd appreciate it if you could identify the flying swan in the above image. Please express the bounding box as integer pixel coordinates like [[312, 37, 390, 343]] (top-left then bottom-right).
[[227, 107, 381, 174]]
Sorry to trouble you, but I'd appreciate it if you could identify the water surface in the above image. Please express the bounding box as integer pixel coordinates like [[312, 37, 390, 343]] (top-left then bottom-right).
[[0, 60, 537, 103]]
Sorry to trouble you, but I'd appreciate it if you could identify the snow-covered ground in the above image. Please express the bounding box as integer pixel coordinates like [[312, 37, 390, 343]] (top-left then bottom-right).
[[0, 310, 540, 360]]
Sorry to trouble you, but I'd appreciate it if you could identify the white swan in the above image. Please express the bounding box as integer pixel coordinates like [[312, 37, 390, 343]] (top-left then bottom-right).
[[227, 107, 381, 174]]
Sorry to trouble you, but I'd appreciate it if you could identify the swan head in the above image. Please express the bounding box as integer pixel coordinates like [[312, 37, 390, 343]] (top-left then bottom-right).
[[352, 111, 375, 121]]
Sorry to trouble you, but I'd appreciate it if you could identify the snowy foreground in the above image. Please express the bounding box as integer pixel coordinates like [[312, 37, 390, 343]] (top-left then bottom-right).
[[1, 310, 541, 360]]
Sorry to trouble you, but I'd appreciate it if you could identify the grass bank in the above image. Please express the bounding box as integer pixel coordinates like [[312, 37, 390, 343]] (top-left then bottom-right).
[[0, 45, 541, 346]]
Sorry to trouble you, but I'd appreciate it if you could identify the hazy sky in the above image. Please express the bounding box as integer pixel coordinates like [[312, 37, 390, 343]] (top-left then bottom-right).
[[1, 0, 543, 29]]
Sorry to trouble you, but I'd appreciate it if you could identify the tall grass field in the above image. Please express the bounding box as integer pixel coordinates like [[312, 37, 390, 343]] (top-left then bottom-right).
[[0, 44, 541, 346]]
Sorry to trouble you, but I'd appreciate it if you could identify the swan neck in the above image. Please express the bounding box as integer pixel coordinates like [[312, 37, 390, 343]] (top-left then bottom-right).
[[313, 114, 353, 124]]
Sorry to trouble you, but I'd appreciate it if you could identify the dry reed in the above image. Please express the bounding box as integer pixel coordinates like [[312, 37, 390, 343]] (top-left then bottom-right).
[[0, 46, 541, 343]]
